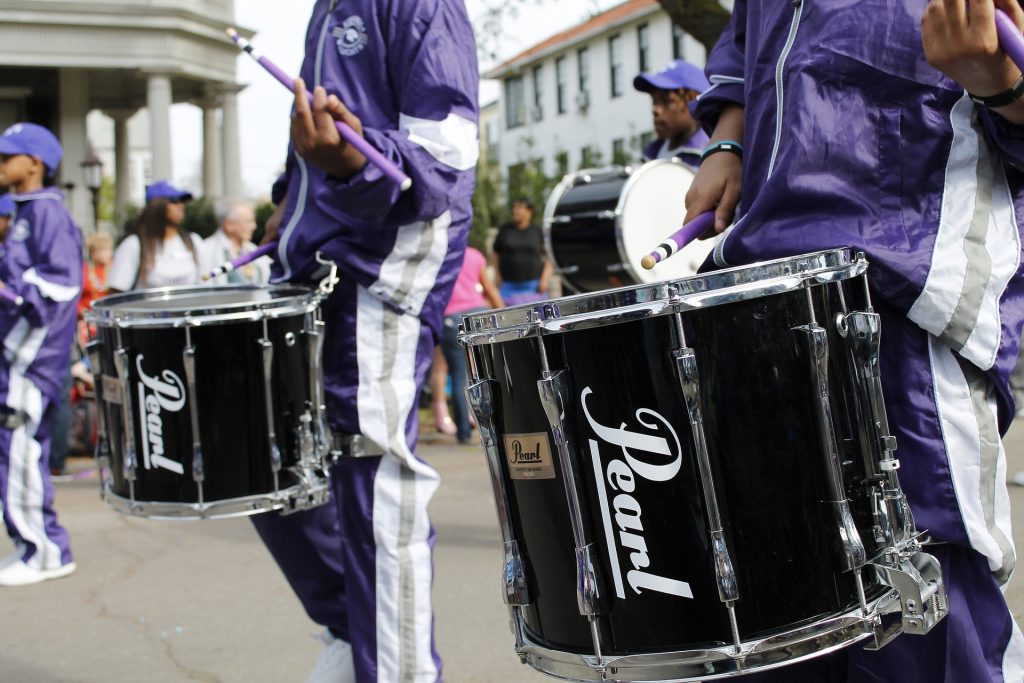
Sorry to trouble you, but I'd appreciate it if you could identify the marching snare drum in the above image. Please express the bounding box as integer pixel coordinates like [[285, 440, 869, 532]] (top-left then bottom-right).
[[543, 159, 716, 293], [460, 249, 946, 681], [86, 285, 331, 520]]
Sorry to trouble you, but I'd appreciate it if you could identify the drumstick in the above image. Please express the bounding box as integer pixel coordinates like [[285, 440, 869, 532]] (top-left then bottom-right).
[[225, 28, 413, 193], [640, 211, 716, 270], [202, 241, 278, 282], [996, 9, 1024, 73], [0, 287, 23, 307]]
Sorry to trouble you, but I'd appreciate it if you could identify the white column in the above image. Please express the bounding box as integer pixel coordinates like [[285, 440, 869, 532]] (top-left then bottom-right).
[[147, 74, 174, 182], [221, 87, 243, 198], [107, 109, 135, 214], [58, 68, 91, 228], [201, 95, 224, 200]]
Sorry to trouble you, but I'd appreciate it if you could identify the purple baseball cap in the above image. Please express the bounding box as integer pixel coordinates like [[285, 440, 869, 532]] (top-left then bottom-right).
[[634, 59, 710, 95], [145, 180, 194, 203], [0, 123, 63, 174], [0, 194, 14, 217]]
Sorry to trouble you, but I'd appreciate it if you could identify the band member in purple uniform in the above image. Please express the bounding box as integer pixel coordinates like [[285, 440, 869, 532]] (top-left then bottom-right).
[[249, 2, 479, 681], [633, 59, 710, 167], [687, 0, 1024, 680], [0, 123, 82, 587]]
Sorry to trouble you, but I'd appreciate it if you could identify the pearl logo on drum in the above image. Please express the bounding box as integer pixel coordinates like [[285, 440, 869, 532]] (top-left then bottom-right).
[[582, 387, 694, 601], [136, 355, 186, 476], [502, 432, 555, 480]]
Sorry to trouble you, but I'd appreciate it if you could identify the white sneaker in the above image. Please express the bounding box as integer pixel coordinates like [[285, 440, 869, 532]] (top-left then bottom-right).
[[306, 630, 356, 683], [1011, 472, 1024, 487], [0, 560, 76, 587]]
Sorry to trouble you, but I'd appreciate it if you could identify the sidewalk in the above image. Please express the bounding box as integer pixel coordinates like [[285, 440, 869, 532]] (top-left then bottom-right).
[[0, 423, 1022, 683]]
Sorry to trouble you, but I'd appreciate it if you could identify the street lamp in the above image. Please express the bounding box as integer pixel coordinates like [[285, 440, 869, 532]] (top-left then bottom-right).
[[80, 151, 103, 232]]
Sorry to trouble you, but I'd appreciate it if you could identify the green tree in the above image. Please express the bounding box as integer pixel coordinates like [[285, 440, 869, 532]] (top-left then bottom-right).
[[471, 161, 503, 253], [183, 196, 218, 239]]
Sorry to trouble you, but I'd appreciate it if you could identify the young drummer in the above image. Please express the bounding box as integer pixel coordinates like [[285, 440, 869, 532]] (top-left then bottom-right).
[[688, 0, 1024, 679], [249, 1, 479, 681], [0, 123, 82, 587]]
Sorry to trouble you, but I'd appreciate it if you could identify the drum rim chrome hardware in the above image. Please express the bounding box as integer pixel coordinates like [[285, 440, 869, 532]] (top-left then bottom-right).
[[100, 481, 331, 521], [512, 589, 907, 682], [260, 317, 283, 495], [87, 284, 317, 329], [112, 331, 138, 504], [460, 249, 866, 345]]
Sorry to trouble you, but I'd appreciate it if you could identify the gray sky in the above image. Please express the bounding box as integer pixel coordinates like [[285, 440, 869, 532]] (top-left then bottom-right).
[[169, 1, 619, 198]]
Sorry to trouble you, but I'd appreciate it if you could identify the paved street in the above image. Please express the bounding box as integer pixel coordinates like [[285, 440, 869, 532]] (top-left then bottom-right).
[[1, 421, 1023, 683]]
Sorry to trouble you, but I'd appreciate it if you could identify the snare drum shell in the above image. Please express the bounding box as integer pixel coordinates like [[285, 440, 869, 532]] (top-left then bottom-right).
[[93, 298, 315, 506], [467, 256, 888, 656]]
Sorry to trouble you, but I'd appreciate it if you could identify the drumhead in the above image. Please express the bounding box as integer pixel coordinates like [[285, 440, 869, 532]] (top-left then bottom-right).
[[460, 248, 865, 345], [616, 158, 718, 284], [87, 284, 317, 328]]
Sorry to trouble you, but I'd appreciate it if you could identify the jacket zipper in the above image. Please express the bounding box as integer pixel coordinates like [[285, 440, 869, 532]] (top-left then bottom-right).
[[766, 0, 804, 179], [278, 0, 337, 281]]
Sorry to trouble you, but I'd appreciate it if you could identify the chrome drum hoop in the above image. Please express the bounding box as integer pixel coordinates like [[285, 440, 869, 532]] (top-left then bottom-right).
[[459, 248, 867, 346], [101, 476, 330, 521], [516, 589, 902, 683], [86, 284, 319, 329]]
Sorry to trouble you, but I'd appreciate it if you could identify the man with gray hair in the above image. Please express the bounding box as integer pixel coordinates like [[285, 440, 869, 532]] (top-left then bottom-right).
[[203, 198, 270, 284]]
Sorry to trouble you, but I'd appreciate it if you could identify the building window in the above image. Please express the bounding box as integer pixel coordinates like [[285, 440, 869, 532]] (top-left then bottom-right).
[[531, 65, 543, 121], [577, 47, 590, 100], [505, 76, 525, 129], [612, 138, 629, 165], [637, 24, 650, 73], [555, 151, 569, 177], [580, 145, 600, 169], [672, 24, 685, 60], [609, 35, 623, 98], [555, 57, 568, 114]]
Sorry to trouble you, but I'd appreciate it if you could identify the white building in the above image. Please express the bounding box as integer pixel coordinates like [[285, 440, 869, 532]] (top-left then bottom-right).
[[0, 0, 252, 227], [484, 0, 708, 184]]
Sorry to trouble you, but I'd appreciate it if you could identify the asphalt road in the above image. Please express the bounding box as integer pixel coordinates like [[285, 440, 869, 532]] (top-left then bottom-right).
[[1, 421, 1022, 683]]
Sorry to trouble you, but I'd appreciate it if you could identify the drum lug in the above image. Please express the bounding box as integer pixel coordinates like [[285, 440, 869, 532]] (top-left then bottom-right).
[[260, 322, 283, 494], [182, 325, 206, 507], [112, 344, 139, 506], [793, 324, 868, 573], [840, 311, 914, 549], [868, 544, 949, 648], [537, 368, 607, 659], [303, 316, 330, 463], [86, 338, 114, 500], [465, 378, 532, 608], [674, 346, 743, 650]]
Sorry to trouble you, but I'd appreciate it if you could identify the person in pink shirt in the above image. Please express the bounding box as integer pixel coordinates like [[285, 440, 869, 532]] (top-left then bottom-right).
[[432, 246, 502, 442]]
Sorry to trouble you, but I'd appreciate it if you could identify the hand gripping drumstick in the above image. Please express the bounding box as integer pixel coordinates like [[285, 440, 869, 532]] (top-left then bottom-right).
[[0, 287, 23, 307], [202, 241, 278, 282], [226, 28, 413, 192], [640, 211, 716, 270], [996, 9, 1024, 73]]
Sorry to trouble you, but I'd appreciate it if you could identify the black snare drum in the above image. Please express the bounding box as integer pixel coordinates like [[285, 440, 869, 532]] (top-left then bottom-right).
[[544, 159, 715, 293], [460, 249, 947, 681], [86, 285, 330, 520]]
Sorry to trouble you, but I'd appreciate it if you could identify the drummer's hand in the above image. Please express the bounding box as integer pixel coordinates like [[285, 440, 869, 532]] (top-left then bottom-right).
[[262, 201, 285, 245], [292, 79, 368, 179], [685, 152, 742, 237], [923, 0, 1024, 123]]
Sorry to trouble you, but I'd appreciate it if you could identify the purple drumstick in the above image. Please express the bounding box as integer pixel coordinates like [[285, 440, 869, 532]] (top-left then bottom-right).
[[202, 241, 278, 282], [640, 211, 716, 270], [226, 28, 412, 192], [0, 287, 23, 306], [996, 9, 1024, 74]]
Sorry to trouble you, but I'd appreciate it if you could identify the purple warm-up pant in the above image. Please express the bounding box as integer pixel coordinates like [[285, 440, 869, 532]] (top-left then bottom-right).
[[252, 279, 442, 683], [0, 382, 73, 569], [745, 304, 1022, 681]]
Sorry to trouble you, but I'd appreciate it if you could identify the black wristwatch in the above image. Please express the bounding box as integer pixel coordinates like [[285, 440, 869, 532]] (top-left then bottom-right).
[[969, 74, 1024, 109]]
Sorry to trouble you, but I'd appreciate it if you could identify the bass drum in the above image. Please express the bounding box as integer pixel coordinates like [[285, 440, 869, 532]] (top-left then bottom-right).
[[543, 159, 716, 293]]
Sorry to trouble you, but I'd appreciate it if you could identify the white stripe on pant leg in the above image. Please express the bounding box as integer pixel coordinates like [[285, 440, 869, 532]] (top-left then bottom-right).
[[1004, 620, 1024, 682], [929, 338, 1015, 576], [357, 288, 440, 681], [5, 376, 61, 570]]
